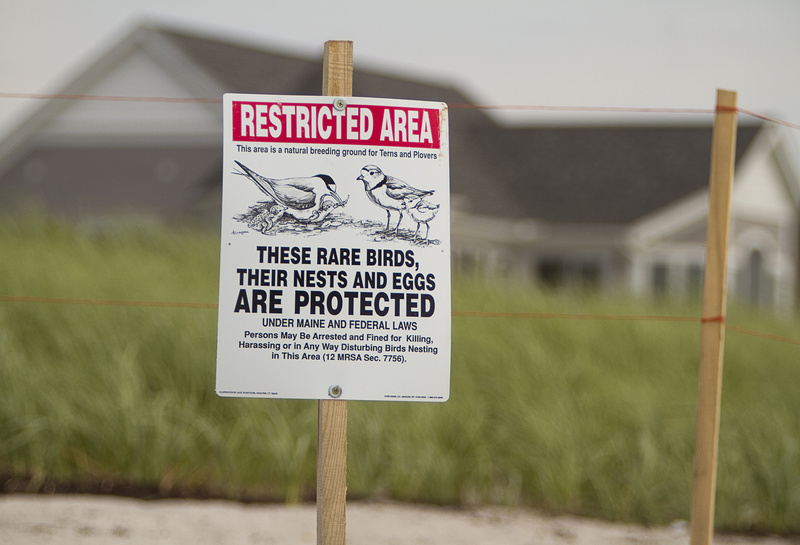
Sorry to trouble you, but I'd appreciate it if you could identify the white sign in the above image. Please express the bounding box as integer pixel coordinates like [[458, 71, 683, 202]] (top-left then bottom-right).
[[216, 93, 450, 401]]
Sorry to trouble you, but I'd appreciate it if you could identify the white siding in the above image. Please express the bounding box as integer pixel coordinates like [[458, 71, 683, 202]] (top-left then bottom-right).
[[39, 49, 220, 144]]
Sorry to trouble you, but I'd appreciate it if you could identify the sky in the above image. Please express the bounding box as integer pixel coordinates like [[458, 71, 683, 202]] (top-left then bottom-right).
[[1, 0, 799, 135]]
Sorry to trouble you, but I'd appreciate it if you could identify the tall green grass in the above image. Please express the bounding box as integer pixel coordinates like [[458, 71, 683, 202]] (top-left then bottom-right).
[[1, 217, 799, 533]]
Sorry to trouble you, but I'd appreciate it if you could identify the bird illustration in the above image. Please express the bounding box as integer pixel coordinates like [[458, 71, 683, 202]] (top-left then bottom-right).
[[357, 165, 433, 235], [402, 195, 440, 243], [234, 161, 347, 227]]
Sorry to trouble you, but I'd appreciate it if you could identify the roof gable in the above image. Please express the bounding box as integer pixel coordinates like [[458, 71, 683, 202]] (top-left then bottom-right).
[[155, 26, 494, 131], [40, 47, 221, 143]]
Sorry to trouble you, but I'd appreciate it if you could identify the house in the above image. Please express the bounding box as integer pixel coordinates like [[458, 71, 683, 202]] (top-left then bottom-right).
[[0, 24, 492, 225], [0, 23, 797, 310], [451, 124, 800, 311]]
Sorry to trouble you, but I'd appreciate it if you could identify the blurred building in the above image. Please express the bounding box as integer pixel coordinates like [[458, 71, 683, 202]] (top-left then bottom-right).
[[453, 124, 799, 312], [0, 24, 797, 310]]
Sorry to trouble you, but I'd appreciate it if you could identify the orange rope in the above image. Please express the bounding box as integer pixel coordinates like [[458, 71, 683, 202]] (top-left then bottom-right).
[[452, 310, 699, 322], [0, 92, 222, 104], [726, 325, 800, 347], [1, 92, 798, 129], [450, 103, 717, 115], [3, 295, 799, 347], [0, 295, 217, 309]]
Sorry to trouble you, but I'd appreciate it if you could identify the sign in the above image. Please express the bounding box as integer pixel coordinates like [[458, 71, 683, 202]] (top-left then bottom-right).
[[215, 93, 450, 401]]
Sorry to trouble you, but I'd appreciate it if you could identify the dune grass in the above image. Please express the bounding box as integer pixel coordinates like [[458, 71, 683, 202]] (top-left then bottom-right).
[[1, 216, 799, 533]]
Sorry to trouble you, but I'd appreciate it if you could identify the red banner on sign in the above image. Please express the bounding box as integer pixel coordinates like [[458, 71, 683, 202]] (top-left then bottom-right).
[[232, 101, 441, 148]]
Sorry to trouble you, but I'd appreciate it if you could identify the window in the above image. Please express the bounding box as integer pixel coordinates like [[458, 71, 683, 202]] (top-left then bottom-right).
[[539, 260, 564, 287], [748, 250, 763, 305], [538, 259, 600, 290], [579, 262, 600, 288], [687, 264, 703, 295], [653, 263, 668, 296]]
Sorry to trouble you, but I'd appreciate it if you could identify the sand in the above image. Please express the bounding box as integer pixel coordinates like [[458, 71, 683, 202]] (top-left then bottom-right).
[[0, 495, 796, 545]]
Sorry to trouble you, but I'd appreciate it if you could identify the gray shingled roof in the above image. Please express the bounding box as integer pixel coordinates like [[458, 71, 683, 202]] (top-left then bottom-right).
[[0, 25, 764, 226], [464, 124, 762, 223], [157, 27, 494, 131], [1, 147, 222, 220]]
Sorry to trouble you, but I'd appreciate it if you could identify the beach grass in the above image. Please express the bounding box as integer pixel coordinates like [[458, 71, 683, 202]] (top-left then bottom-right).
[[1, 217, 799, 533]]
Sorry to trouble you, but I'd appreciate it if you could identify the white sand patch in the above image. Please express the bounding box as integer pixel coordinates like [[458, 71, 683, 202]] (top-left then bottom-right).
[[0, 495, 795, 545]]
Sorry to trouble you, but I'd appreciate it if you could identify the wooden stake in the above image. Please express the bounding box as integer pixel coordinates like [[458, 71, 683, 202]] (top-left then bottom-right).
[[317, 40, 352, 545], [317, 399, 347, 545], [322, 40, 353, 98], [690, 89, 738, 545]]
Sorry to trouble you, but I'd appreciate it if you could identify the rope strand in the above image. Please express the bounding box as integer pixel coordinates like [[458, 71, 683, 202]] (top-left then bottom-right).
[[2, 295, 798, 348], [0, 92, 798, 129]]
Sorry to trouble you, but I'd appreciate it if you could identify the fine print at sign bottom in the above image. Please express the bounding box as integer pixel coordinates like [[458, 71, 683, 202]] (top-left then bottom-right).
[[239, 321, 439, 363], [215, 93, 451, 402]]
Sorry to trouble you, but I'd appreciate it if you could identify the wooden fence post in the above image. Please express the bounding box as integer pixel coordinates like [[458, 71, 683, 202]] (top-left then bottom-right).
[[690, 88, 738, 545], [317, 40, 352, 545]]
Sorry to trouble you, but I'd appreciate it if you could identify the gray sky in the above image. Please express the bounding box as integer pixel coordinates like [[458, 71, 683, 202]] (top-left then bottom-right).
[[1, 0, 799, 131]]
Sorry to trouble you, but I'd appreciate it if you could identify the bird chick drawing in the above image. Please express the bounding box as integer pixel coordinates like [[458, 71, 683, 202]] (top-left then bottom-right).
[[357, 165, 433, 235], [402, 195, 439, 243], [234, 161, 347, 230]]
